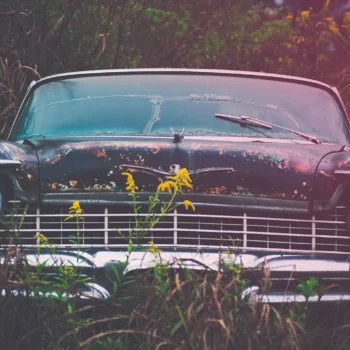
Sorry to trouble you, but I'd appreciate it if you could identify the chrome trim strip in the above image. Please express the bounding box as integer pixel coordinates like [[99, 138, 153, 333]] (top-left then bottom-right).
[[187, 137, 320, 144], [4, 211, 348, 223], [332, 85, 350, 127], [5, 244, 350, 256], [12, 250, 350, 271], [104, 207, 108, 245], [334, 170, 350, 175], [24, 68, 337, 90], [5, 226, 350, 239], [82, 283, 110, 299], [244, 290, 350, 303], [243, 213, 247, 248], [0, 160, 21, 165], [311, 214, 316, 251], [0, 282, 110, 299], [174, 208, 178, 246], [14, 135, 326, 144], [35, 207, 40, 245]]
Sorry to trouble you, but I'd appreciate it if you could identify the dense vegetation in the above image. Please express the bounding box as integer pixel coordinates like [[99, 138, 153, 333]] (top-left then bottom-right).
[[2, 0, 350, 135]]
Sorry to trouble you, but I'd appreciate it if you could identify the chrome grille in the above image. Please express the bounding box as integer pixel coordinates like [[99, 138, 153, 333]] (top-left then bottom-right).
[[1, 203, 349, 254]]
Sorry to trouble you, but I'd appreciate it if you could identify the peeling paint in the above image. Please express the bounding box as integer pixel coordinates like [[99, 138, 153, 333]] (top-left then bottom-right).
[[0, 136, 345, 205], [0, 141, 39, 195]]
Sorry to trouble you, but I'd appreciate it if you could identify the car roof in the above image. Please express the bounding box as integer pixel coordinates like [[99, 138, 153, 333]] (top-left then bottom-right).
[[9, 68, 350, 140], [31, 68, 334, 91]]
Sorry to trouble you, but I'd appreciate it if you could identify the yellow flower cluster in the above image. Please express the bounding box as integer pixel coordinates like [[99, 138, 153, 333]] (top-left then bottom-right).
[[69, 201, 83, 215], [157, 181, 178, 193], [344, 11, 350, 24], [168, 168, 192, 189], [34, 232, 48, 245], [121, 168, 195, 212], [65, 201, 83, 221], [157, 168, 192, 194], [183, 199, 195, 211], [122, 172, 138, 194], [63, 265, 75, 274], [301, 10, 309, 20], [148, 241, 162, 254], [229, 264, 243, 275]]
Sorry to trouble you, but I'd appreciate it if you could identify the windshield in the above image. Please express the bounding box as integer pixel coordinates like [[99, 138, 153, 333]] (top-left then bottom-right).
[[9, 74, 350, 143]]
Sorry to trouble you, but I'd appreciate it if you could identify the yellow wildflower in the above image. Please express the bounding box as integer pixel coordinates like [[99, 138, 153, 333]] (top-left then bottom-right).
[[63, 265, 74, 274], [65, 201, 83, 221], [229, 264, 243, 275], [329, 24, 340, 35], [183, 200, 195, 211], [168, 168, 192, 189], [34, 233, 48, 245], [301, 10, 309, 20], [122, 172, 138, 194], [344, 11, 350, 23], [157, 181, 178, 193], [148, 241, 162, 254], [69, 201, 83, 214]]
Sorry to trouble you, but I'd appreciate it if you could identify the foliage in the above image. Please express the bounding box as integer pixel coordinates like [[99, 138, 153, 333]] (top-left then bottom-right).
[[297, 277, 320, 302], [2, 1, 350, 136]]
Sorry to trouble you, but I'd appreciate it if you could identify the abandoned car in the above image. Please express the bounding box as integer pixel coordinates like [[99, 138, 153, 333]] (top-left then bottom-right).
[[1, 68, 350, 301]]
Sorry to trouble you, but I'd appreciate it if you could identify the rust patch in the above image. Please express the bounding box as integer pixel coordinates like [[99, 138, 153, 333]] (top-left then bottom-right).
[[278, 160, 288, 170], [209, 186, 228, 194], [291, 160, 312, 173], [96, 149, 107, 158]]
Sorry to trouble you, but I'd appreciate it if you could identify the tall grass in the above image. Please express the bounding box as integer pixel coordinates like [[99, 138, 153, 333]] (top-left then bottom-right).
[[0, 248, 350, 349], [0, 58, 40, 137]]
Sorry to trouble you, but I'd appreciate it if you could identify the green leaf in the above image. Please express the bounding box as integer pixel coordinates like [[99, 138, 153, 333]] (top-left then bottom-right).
[[127, 239, 133, 253], [67, 303, 73, 313]]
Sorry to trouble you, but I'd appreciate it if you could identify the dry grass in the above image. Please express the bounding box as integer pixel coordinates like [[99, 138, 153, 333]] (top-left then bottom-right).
[[0, 240, 348, 349], [0, 59, 40, 137]]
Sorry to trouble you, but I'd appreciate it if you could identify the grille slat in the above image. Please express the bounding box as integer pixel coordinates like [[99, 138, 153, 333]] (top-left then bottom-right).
[[1, 204, 349, 254]]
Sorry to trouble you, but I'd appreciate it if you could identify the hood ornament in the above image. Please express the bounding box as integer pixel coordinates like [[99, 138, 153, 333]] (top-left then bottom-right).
[[119, 164, 235, 181], [171, 127, 185, 144], [169, 164, 181, 174]]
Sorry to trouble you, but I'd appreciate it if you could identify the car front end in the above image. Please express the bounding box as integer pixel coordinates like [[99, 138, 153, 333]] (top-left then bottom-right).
[[1, 69, 350, 301]]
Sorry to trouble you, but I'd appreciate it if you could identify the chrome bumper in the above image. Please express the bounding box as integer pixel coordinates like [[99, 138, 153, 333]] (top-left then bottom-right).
[[2, 249, 349, 303]]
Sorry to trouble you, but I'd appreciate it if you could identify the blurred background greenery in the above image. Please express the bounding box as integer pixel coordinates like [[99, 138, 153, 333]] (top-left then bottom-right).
[[1, 0, 350, 135]]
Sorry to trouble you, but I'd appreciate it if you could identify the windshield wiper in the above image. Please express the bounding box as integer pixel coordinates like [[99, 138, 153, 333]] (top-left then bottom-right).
[[214, 114, 321, 144]]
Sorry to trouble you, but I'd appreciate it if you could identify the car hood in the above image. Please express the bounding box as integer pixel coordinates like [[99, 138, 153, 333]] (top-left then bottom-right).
[[31, 136, 345, 202]]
